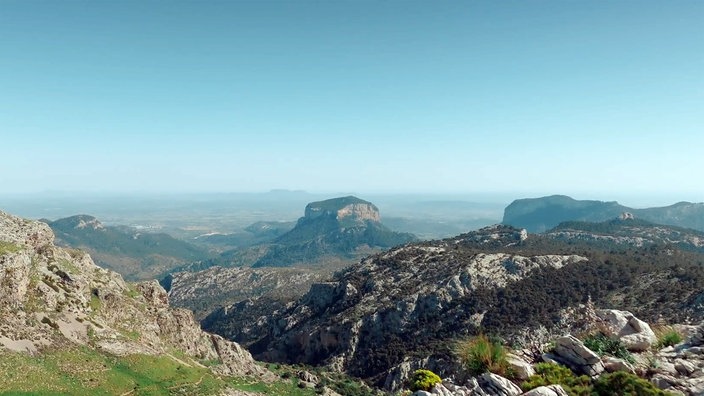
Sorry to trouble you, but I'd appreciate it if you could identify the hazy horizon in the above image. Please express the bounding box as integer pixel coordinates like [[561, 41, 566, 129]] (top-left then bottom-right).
[[2, 1, 702, 197]]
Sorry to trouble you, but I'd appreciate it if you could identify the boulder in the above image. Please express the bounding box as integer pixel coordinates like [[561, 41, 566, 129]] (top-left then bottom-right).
[[522, 385, 569, 396], [506, 353, 534, 380], [443, 379, 488, 396], [477, 372, 521, 396], [597, 309, 657, 352], [552, 335, 605, 376], [430, 383, 453, 396], [674, 359, 697, 376], [602, 356, 635, 374]]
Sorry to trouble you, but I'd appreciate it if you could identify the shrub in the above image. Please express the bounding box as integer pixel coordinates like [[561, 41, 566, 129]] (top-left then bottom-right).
[[521, 363, 592, 396], [593, 372, 670, 395], [455, 334, 510, 376], [409, 369, 441, 392], [583, 333, 635, 364]]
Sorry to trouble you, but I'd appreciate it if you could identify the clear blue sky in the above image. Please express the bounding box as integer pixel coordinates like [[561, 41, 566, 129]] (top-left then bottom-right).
[[1, 1, 702, 200]]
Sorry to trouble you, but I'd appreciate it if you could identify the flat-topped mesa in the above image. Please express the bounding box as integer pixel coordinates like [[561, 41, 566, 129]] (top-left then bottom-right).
[[303, 196, 381, 224]]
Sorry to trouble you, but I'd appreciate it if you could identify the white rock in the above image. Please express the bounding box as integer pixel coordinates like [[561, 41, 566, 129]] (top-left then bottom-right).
[[522, 385, 569, 396], [553, 335, 605, 376], [602, 356, 635, 374], [478, 372, 522, 396], [597, 309, 657, 352], [506, 353, 535, 380]]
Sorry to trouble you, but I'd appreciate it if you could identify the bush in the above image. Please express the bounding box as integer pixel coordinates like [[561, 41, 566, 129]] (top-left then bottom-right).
[[593, 372, 670, 395], [583, 333, 635, 364], [521, 363, 592, 396], [455, 334, 510, 376], [409, 369, 441, 392]]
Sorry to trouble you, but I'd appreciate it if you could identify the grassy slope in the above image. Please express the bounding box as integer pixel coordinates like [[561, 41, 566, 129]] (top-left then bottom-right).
[[0, 347, 315, 396]]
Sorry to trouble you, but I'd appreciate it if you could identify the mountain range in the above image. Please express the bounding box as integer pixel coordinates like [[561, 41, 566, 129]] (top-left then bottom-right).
[[502, 195, 704, 232], [44, 215, 210, 280]]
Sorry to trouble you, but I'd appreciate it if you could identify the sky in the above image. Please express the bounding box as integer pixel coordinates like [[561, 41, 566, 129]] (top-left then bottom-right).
[[1, 1, 703, 202]]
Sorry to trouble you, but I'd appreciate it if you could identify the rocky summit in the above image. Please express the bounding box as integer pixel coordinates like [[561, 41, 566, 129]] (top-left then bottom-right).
[[250, 195, 415, 267], [0, 210, 270, 392]]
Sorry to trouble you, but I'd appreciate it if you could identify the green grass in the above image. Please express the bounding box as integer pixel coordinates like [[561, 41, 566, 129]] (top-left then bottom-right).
[[654, 326, 684, 349], [0, 347, 316, 396], [0, 242, 22, 256], [455, 334, 511, 376]]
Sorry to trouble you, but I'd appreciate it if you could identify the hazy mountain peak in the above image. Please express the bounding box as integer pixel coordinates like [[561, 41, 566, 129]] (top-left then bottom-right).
[[503, 195, 704, 233], [50, 214, 105, 231]]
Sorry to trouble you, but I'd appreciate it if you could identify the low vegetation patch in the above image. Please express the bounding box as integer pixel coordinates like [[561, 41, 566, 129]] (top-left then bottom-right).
[[654, 325, 684, 349], [409, 369, 441, 392], [521, 363, 591, 396], [455, 334, 510, 376], [583, 333, 635, 364], [594, 371, 672, 395], [0, 241, 22, 255]]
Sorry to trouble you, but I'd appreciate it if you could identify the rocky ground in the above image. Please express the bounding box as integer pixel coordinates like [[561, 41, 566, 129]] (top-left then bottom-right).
[[405, 308, 704, 395]]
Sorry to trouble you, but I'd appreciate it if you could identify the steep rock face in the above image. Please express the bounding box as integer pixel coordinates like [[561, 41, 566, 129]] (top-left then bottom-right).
[[303, 196, 381, 225], [166, 265, 330, 320], [503, 195, 704, 233], [0, 210, 265, 378]]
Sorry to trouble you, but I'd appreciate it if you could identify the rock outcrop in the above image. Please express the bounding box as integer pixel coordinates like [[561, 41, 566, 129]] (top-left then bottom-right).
[[0, 210, 265, 378], [596, 309, 657, 352], [547, 335, 605, 376], [304, 196, 381, 224]]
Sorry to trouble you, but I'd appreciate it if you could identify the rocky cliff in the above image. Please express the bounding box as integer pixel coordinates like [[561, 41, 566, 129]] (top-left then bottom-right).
[[250, 196, 415, 267], [204, 224, 704, 388], [503, 195, 704, 233], [165, 265, 331, 321], [303, 196, 381, 225], [0, 210, 265, 379]]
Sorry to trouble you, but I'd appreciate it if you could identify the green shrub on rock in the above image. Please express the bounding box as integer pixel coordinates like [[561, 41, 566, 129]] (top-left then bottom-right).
[[455, 334, 510, 376], [593, 372, 671, 395], [409, 369, 441, 392], [583, 333, 635, 364], [521, 363, 592, 396]]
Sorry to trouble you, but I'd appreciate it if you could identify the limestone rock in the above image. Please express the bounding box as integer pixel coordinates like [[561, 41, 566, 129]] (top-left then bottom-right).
[[602, 356, 635, 374], [430, 383, 453, 396], [506, 353, 534, 380], [522, 385, 569, 396], [552, 335, 605, 376], [477, 372, 522, 396], [597, 309, 657, 352]]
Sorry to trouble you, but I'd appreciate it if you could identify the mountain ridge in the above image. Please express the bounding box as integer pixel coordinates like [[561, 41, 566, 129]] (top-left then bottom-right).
[[503, 195, 704, 232]]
